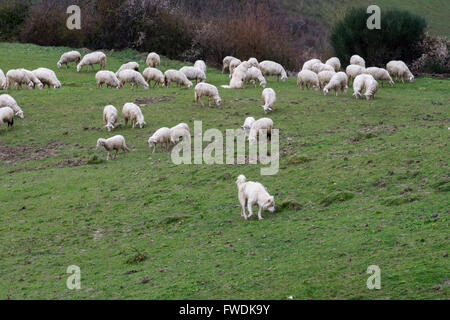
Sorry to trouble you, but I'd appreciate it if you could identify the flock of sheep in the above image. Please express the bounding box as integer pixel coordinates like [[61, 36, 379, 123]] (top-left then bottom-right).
[[0, 49, 415, 219]]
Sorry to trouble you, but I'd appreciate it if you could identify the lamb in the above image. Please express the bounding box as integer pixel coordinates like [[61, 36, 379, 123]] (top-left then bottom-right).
[[96, 135, 130, 160], [325, 57, 341, 72], [146, 52, 161, 67], [245, 67, 266, 88], [117, 69, 149, 89], [164, 69, 193, 88], [296, 69, 319, 90], [346, 64, 366, 84], [259, 60, 287, 81], [318, 70, 336, 89], [5, 69, 34, 90], [179, 66, 206, 84], [32, 68, 61, 88], [122, 103, 146, 128], [364, 67, 394, 87], [57, 51, 81, 68], [116, 62, 139, 75], [0, 69, 5, 89], [0, 107, 14, 131], [323, 72, 348, 96], [236, 174, 275, 220], [222, 56, 236, 73], [311, 62, 335, 74], [350, 54, 365, 67], [143, 67, 165, 87], [228, 58, 242, 76], [242, 117, 255, 136], [353, 74, 378, 100], [148, 127, 171, 153], [248, 117, 274, 145], [302, 58, 321, 71], [19, 69, 43, 89], [96, 71, 122, 88], [193, 60, 207, 73], [103, 105, 118, 131], [0, 94, 24, 118], [386, 60, 414, 83], [194, 83, 221, 107], [247, 57, 260, 69], [261, 88, 276, 114], [77, 52, 106, 72]]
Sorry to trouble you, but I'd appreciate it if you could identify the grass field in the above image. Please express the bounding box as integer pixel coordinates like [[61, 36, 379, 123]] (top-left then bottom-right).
[[0, 42, 449, 299]]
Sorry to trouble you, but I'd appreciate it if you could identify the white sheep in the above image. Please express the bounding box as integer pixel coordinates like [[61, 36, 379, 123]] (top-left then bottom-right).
[[116, 62, 139, 75], [221, 69, 246, 89], [96, 135, 130, 160], [228, 58, 242, 76], [32, 68, 61, 88], [311, 62, 335, 74], [96, 71, 122, 88], [143, 67, 165, 87], [350, 55, 365, 67], [222, 56, 236, 73], [164, 69, 193, 88], [247, 57, 260, 69], [0, 94, 24, 118], [169, 126, 191, 145], [179, 66, 206, 84], [0, 69, 6, 89], [323, 72, 348, 96], [353, 74, 378, 100], [77, 52, 106, 72], [259, 60, 287, 81], [364, 67, 394, 87], [245, 67, 266, 88], [363, 75, 379, 100], [346, 64, 366, 84], [386, 60, 414, 83], [302, 58, 321, 71], [325, 57, 341, 72], [148, 127, 171, 153], [194, 60, 207, 73], [146, 52, 160, 68], [248, 117, 274, 145], [242, 117, 256, 136], [0, 107, 14, 131], [194, 83, 221, 107], [5, 69, 34, 90], [296, 69, 319, 90], [103, 105, 118, 131], [57, 51, 81, 69], [117, 69, 149, 89], [122, 103, 146, 128], [261, 88, 276, 114], [318, 70, 336, 89], [19, 69, 43, 89]]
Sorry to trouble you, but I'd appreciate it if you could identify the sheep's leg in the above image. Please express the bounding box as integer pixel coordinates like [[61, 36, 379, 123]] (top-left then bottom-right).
[[246, 202, 253, 219], [106, 152, 110, 161], [200, 97, 204, 107], [257, 206, 263, 220], [239, 197, 247, 219], [208, 98, 211, 107], [335, 89, 338, 97], [114, 150, 118, 159], [152, 145, 156, 154]]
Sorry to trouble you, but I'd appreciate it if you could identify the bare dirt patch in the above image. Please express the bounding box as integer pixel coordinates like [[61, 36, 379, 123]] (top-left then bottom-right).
[[0, 142, 62, 165], [7, 159, 87, 173], [134, 96, 174, 106]]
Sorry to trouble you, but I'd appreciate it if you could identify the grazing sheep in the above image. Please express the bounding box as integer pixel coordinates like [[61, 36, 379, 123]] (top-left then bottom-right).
[[261, 88, 276, 114], [350, 54, 365, 67], [259, 60, 287, 81], [236, 174, 275, 220], [323, 72, 348, 96], [96, 135, 130, 160], [353, 74, 378, 100], [245, 67, 266, 88], [148, 127, 171, 153], [311, 62, 335, 74], [117, 69, 149, 89], [242, 117, 256, 136], [364, 67, 394, 87], [248, 117, 273, 145], [194, 82, 221, 107], [297, 69, 319, 90], [77, 52, 106, 72], [103, 105, 118, 131], [346, 64, 366, 84], [116, 62, 139, 75], [325, 57, 341, 72], [0, 69, 5, 89], [179, 66, 206, 84], [143, 67, 165, 87], [0, 107, 14, 131], [247, 57, 260, 69], [0, 94, 24, 118], [57, 51, 81, 68], [122, 103, 146, 128], [386, 60, 414, 83], [18, 69, 43, 89], [164, 69, 193, 88], [5, 69, 34, 90], [318, 70, 336, 89], [169, 126, 191, 145], [222, 56, 236, 73], [228, 58, 242, 76], [96, 71, 122, 88], [221, 69, 246, 89], [302, 58, 322, 71], [363, 75, 379, 100], [194, 60, 207, 73], [146, 52, 161, 67], [32, 68, 61, 88]]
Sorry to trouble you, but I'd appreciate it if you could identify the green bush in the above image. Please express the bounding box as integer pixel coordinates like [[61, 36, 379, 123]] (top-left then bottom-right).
[[330, 7, 427, 67], [0, 0, 30, 41]]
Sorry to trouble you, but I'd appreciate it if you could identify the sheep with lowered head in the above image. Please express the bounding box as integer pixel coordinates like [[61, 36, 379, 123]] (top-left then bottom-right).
[[242, 117, 255, 136], [245, 67, 266, 88], [259, 60, 287, 81], [148, 127, 172, 153], [57, 51, 81, 68], [146, 52, 160, 67], [386, 60, 414, 83], [5, 69, 34, 90], [117, 69, 149, 89], [122, 102, 146, 128], [194, 82, 221, 107], [248, 117, 274, 145], [32, 68, 61, 88], [261, 88, 276, 114], [0, 106, 14, 131], [318, 70, 336, 89], [364, 67, 394, 87], [353, 74, 378, 100], [96, 135, 130, 160], [103, 105, 118, 131], [96, 71, 122, 88], [143, 67, 165, 87], [179, 66, 206, 84], [323, 72, 348, 96], [19, 69, 43, 89], [297, 69, 319, 90], [0, 94, 24, 118], [164, 69, 193, 88], [77, 52, 106, 72]]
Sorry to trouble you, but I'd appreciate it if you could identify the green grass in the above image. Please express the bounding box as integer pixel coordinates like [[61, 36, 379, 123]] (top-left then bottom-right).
[[0, 42, 449, 299]]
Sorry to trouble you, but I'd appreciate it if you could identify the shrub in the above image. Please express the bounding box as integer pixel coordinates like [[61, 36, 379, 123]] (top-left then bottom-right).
[[330, 7, 427, 67], [0, 0, 30, 41], [411, 33, 450, 74]]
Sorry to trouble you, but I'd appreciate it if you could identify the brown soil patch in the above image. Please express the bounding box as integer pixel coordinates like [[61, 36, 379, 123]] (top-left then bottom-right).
[[8, 159, 87, 173], [134, 96, 174, 105], [0, 142, 62, 165]]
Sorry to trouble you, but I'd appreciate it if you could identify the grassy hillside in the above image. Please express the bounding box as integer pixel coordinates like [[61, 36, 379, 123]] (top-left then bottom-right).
[[0, 42, 449, 299]]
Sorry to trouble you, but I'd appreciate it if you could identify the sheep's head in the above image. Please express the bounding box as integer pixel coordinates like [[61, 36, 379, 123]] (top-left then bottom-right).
[[148, 137, 155, 148], [105, 123, 114, 131], [215, 97, 222, 106], [323, 88, 329, 96], [263, 196, 275, 213], [27, 82, 34, 90], [57, 61, 62, 68], [388, 80, 394, 87], [16, 110, 24, 119], [281, 75, 287, 82], [37, 83, 44, 90], [353, 91, 362, 99], [409, 75, 414, 83], [96, 138, 106, 149], [186, 81, 193, 89], [54, 81, 61, 89], [76, 64, 82, 72], [249, 136, 257, 145]]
